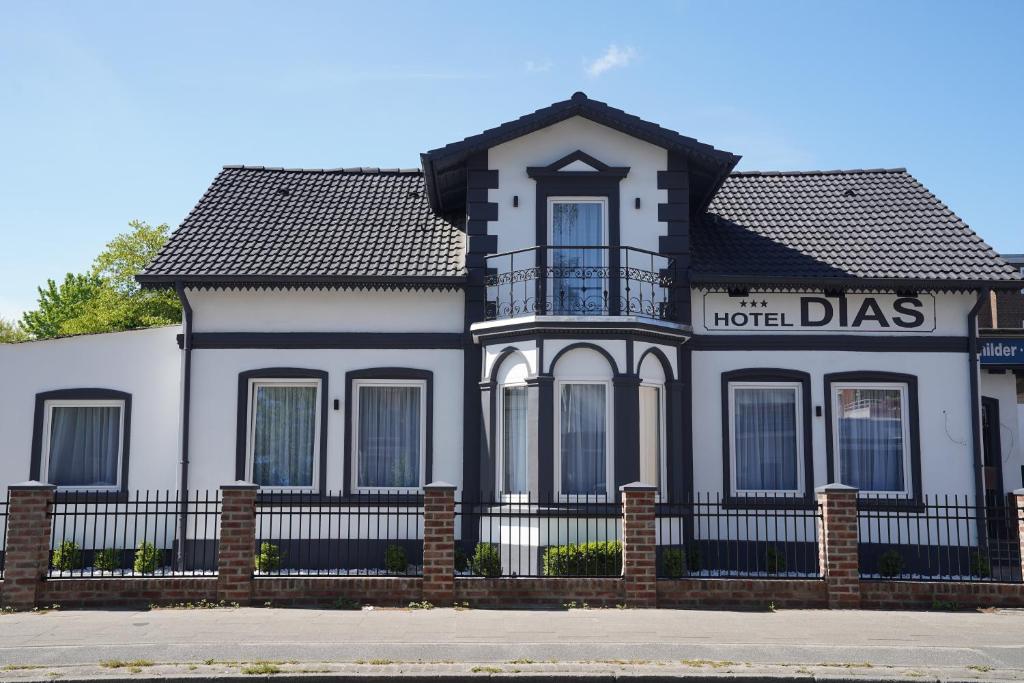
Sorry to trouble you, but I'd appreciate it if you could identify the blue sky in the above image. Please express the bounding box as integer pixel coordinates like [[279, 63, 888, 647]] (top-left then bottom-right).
[[2, 1, 1022, 320]]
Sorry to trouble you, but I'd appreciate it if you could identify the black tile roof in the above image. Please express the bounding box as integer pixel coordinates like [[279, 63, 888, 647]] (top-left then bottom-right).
[[693, 168, 1021, 288], [138, 166, 465, 288]]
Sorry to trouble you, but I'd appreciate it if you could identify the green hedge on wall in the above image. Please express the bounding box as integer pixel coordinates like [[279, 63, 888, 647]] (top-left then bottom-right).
[[542, 540, 622, 577]]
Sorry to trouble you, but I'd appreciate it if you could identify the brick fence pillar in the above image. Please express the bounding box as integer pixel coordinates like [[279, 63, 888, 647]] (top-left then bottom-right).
[[1013, 489, 1024, 581], [217, 481, 258, 604], [422, 482, 456, 606], [621, 482, 658, 608], [3, 482, 56, 610], [816, 483, 861, 609]]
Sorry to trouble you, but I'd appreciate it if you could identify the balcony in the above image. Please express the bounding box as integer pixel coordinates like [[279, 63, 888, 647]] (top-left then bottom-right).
[[484, 246, 678, 322]]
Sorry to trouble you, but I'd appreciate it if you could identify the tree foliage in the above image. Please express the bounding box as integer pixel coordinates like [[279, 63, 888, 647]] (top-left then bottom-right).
[[19, 221, 181, 339], [0, 317, 29, 343]]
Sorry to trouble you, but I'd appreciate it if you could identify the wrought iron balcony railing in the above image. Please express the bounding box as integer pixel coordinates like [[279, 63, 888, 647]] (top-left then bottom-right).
[[484, 245, 677, 322]]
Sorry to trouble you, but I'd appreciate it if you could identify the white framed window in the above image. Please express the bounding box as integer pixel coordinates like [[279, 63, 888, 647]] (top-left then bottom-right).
[[497, 383, 529, 497], [246, 378, 321, 491], [639, 383, 666, 497], [352, 379, 427, 492], [548, 197, 608, 315], [831, 382, 912, 496], [555, 380, 612, 499], [728, 382, 804, 496], [40, 400, 125, 491]]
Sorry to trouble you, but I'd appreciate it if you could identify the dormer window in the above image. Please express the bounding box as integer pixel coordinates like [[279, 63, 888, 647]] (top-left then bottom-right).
[[549, 198, 607, 315]]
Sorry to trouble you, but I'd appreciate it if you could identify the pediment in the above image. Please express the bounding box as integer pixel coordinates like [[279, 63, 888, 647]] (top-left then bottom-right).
[[526, 150, 630, 179]]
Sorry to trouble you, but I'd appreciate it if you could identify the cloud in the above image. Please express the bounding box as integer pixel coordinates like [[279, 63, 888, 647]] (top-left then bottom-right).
[[525, 60, 552, 73], [585, 45, 637, 77]]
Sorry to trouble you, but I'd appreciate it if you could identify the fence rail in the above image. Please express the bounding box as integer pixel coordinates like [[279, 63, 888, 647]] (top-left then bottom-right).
[[657, 494, 823, 579], [48, 490, 220, 578], [255, 491, 424, 576], [858, 495, 1023, 582], [456, 494, 623, 577]]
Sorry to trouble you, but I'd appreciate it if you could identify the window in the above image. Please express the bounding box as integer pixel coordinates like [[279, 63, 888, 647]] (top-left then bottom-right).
[[557, 381, 609, 497], [549, 198, 606, 314], [41, 400, 125, 490], [639, 384, 665, 494], [353, 380, 426, 491], [499, 385, 529, 495], [728, 383, 803, 495], [247, 379, 321, 490], [831, 382, 911, 495]]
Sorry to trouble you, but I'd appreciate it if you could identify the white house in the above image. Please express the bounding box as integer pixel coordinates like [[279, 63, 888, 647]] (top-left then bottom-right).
[[2, 93, 1021, 556]]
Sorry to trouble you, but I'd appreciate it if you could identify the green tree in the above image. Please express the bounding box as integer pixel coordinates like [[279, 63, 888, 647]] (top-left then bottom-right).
[[20, 220, 181, 339], [0, 317, 29, 343]]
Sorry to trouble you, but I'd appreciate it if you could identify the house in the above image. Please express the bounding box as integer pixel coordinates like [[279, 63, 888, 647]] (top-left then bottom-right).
[[1, 93, 1021, 578]]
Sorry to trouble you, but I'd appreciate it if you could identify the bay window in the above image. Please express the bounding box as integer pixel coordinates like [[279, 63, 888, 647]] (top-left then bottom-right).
[[638, 384, 664, 495], [557, 381, 609, 498], [499, 384, 529, 495]]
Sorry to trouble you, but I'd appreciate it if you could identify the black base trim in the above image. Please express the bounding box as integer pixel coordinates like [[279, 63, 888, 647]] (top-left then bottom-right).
[[179, 332, 464, 350], [693, 335, 968, 352]]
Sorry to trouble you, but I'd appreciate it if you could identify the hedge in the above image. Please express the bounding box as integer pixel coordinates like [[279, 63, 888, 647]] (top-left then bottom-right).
[[542, 540, 622, 576]]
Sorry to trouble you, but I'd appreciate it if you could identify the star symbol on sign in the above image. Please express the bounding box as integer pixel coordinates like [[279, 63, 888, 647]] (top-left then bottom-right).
[[760, 300, 768, 308], [739, 300, 747, 308]]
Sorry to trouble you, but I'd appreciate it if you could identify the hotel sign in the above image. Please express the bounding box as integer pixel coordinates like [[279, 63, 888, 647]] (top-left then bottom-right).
[[980, 339, 1024, 367], [702, 292, 937, 334]]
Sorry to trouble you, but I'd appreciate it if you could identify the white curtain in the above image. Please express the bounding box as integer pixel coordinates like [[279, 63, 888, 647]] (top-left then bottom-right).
[[836, 387, 905, 492], [501, 386, 528, 494], [733, 387, 798, 491], [551, 202, 603, 314], [47, 405, 121, 487], [358, 385, 421, 489], [560, 383, 607, 496], [252, 385, 316, 488], [639, 386, 662, 489]]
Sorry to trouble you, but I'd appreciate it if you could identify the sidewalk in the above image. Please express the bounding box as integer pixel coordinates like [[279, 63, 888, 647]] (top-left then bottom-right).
[[1, 606, 1023, 681]]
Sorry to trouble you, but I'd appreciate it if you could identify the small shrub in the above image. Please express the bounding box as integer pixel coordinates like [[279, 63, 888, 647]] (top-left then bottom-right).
[[765, 546, 787, 574], [454, 546, 469, 573], [385, 544, 408, 574], [878, 549, 905, 578], [661, 548, 685, 578], [52, 541, 81, 571], [93, 548, 121, 572], [132, 541, 160, 574], [543, 540, 622, 577], [470, 543, 502, 578], [254, 542, 282, 572], [686, 546, 702, 573], [970, 551, 991, 579]]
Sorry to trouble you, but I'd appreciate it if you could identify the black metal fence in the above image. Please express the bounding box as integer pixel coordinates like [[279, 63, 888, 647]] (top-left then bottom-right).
[[48, 490, 221, 578], [455, 494, 622, 577], [858, 495, 1023, 582], [657, 494, 823, 578], [485, 245, 677, 322], [255, 491, 423, 576]]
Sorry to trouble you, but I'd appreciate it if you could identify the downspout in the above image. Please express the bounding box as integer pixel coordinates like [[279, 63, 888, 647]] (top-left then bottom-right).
[[968, 287, 990, 547], [175, 282, 193, 569]]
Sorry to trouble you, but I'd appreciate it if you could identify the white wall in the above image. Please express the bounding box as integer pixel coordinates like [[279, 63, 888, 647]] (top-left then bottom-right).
[[487, 116, 668, 255], [188, 288, 465, 333], [692, 350, 977, 497], [0, 326, 182, 492], [186, 348, 464, 492], [981, 369, 1023, 491]]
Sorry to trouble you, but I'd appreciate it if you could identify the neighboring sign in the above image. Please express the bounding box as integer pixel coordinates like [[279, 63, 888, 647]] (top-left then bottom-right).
[[980, 339, 1024, 367], [702, 292, 937, 334]]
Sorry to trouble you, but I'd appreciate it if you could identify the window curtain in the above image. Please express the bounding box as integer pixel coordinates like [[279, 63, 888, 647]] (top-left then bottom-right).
[[551, 202, 603, 314], [836, 387, 905, 492], [639, 386, 662, 489], [47, 405, 121, 487], [501, 386, 528, 494], [252, 385, 316, 488], [358, 385, 421, 488], [560, 383, 607, 496], [733, 387, 799, 491]]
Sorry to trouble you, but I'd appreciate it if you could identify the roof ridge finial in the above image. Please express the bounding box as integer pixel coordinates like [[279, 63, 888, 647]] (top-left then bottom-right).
[[571, 91, 588, 102]]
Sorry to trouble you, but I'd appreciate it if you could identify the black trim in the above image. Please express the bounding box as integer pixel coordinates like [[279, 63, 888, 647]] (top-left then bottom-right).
[[343, 368, 434, 497], [527, 150, 629, 179], [691, 335, 968, 352], [613, 374, 641, 496], [175, 283, 193, 568], [636, 346, 675, 381], [720, 369, 815, 509], [472, 319, 691, 345], [691, 274, 1018, 293], [547, 341, 620, 375], [981, 396, 1004, 496], [137, 274, 464, 291], [30, 388, 133, 494], [235, 368, 330, 493], [823, 371, 923, 510], [179, 332, 464, 350]]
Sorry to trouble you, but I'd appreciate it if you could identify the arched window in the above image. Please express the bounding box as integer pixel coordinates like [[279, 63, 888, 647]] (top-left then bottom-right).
[[495, 353, 530, 496], [638, 354, 667, 496]]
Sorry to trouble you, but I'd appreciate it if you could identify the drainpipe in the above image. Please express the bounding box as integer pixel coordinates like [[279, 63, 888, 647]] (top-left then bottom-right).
[[175, 282, 193, 569], [968, 287, 990, 547]]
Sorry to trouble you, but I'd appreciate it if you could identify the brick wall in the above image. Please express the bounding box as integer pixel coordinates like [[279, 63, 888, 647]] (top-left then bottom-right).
[[658, 578, 827, 609], [422, 483, 456, 606], [2, 483, 55, 610], [861, 581, 1024, 609], [217, 483, 258, 604], [621, 484, 657, 607], [455, 578, 623, 607], [817, 484, 861, 608], [253, 577, 422, 606], [39, 578, 216, 608]]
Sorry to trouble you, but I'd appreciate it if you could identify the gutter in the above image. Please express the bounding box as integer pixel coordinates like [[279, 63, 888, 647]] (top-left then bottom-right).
[[967, 288, 990, 547], [175, 282, 194, 569]]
